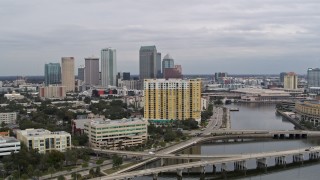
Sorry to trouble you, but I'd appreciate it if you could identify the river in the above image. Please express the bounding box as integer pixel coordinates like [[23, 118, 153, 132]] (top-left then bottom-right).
[[135, 103, 320, 180]]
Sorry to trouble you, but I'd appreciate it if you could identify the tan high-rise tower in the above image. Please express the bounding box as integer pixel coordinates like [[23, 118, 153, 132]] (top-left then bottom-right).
[[61, 57, 75, 92], [144, 79, 202, 122]]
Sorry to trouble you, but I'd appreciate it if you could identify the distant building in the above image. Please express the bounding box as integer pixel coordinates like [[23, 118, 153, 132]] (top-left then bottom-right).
[[144, 79, 202, 122], [284, 72, 298, 89], [16, 128, 71, 153], [61, 57, 75, 92], [0, 112, 17, 125], [78, 66, 85, 81], [215, 72, 228, 83], [4, 91, 24, 100], [307, 68, 320, 88], [84, 118, 148, 149], [296, 101, 320, 126], [279, 72, 287, 83], [156, 52, 162, 78], [85, 57, 100, 86], [44, 63, 61, 86], [0, 136, 20, 157], [162, 54, 174, 74], [39, 85, 66, 99], [118, 79, 142, 90], [101, 48, 117, 87], [118, 72, 131, 81], [163, 67, 183, 79], [139, 46, 158, 80]]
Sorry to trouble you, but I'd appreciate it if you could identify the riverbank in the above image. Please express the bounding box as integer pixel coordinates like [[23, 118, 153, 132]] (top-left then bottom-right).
[[276, 110, 306, 130]]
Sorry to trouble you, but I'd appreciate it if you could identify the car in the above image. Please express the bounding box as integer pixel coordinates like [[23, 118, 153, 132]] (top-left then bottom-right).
[[201, 128, 205, 131], [175, 154, 180, 156], [148, 151, 155, 155]]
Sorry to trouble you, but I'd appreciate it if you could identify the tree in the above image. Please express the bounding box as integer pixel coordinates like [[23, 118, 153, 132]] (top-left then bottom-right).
[[89, 168, 95, 178], [95, 166, 101, 176], [33, 169, 41, 180], [48, 166, 55, 178], [57, 175, 66, 180], [83, 97, 91, 104], [112, 155, 123, 169]]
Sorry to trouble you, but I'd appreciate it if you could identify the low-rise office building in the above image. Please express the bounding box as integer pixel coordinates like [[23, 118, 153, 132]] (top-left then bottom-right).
[[0, 136, 20, 156], [84, 118, 148, 149], [0, 112, 17, 125], [16, 128, 71, 153]]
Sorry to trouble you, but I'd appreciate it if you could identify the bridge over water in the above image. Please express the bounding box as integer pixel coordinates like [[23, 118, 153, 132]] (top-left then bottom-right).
[[98, 146, 320, 180]]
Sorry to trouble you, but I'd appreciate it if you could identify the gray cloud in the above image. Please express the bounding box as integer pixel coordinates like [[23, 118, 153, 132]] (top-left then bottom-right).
[[1, 0, 320, 75]]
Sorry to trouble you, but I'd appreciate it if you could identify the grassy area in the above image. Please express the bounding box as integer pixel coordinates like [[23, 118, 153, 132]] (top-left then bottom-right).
[[104, 162, 139, 174]]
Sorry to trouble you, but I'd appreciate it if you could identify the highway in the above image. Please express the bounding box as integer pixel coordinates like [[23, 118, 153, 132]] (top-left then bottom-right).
[[99, 146, 320, 180], [92, 148, 240, 159]]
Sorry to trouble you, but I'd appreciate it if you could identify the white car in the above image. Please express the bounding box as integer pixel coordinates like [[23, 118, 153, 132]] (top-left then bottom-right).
[[149, 151, 155, 155]]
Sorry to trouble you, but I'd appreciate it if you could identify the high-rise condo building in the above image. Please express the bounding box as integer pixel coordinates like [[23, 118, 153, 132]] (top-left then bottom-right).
[[307, 68, 320, 88], [139, 46, 157, 80], [85, 57, 99, 86], [284, 72, 298, 89], [44, 63, 61, 86], [144, 79, 202, 122], [78, 66, 85, 81], [101, 48, 117, 87], [61, 57, 75, 92]]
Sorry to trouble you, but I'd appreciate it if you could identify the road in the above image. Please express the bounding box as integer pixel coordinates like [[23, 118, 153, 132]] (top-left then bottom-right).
[[92, 148, 239, 159]]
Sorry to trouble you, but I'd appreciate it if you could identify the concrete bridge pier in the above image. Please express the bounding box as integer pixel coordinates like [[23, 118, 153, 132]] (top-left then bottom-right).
[[256, 158, 267, 172], [200, 165, 206, 175], [153, 173, 158, 180], [221, 163, 227, 179], [275, 156, 286, 167], [176, 169, 183, 180], [234, 160, 247, 175], [309, 152, 320, 160], [160, 158, 165, 166], [293, 154, 304, 164], [212, 165, 216, 174]]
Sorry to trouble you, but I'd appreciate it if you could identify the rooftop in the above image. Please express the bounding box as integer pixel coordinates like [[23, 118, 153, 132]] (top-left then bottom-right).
[[83, 118, 147, 127], [19, 128, 70, 137], [0, 136, 20, 144], [140, 45, 156, 51]]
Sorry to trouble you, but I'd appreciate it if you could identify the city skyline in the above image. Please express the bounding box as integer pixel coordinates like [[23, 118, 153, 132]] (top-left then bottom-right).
[[1, 0, 320, 75]]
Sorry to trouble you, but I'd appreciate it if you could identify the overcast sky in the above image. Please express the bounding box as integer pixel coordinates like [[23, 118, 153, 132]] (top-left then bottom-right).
[[1, 0, 320, 76]]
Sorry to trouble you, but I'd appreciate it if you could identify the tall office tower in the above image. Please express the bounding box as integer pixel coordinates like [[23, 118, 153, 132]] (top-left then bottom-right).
[[44, 63, 61, 86], [162, 54, 174, 74], [144, 79, 202, 122], [156, 52, 162, 78], [61, 57, 75, 92], [78, 66, 85, 81], [117, 72, 131, 80], [139, 46, 157, 80], [101, 48, 117, 87], [307, 68, 320, 87], [279, 72, 287, 83], [84, 57, 99, 86], [284, 72, 298, 89]]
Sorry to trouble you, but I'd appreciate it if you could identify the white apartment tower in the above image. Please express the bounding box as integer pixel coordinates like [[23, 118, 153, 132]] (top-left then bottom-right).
[[101, 48, 117, 87], [61, 57, 75, 92]]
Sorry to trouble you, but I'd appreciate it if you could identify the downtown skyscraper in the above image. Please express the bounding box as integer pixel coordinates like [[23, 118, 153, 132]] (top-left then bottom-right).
[[101, 48, 117, 87], [85, 57, 99, 86], [307, 68, 320, 88], [44, 63, 61, 86], [139, 46, 158, 80], [61, 57, 75, 92]]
